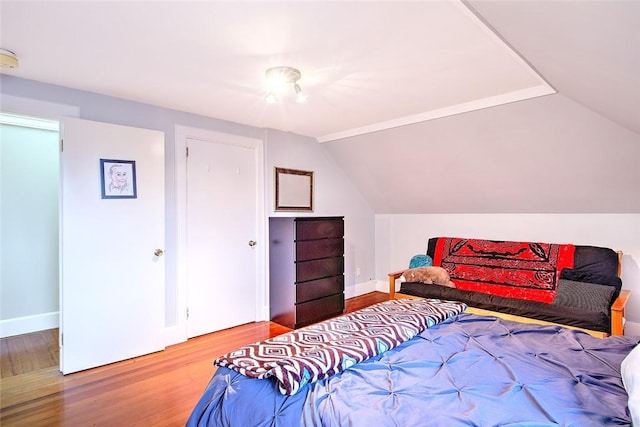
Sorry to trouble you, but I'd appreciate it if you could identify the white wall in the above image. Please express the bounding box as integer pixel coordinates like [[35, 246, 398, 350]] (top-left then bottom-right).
[[265, 129, 376, 297], [0, 76, 377, 339], [375, 214, 640, 332]]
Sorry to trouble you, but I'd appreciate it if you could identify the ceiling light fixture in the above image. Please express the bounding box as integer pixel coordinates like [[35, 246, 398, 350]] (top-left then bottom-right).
[[265, 66, 307, 104], [0, 48, 19, 69]]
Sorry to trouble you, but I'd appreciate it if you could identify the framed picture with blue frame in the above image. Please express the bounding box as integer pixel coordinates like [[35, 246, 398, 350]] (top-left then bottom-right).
[[100, 159, 137, 199]]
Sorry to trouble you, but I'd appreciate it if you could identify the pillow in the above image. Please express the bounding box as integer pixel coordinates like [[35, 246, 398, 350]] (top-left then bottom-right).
[[622, 344, 640, 426], [573, 245, 619, 276], [409, 254, 433, 269], [426, 237, 439, 259], [560, 268, 622, 291], [561, 245, 622, 291], [400, 266, 455, 288], [552, 279, 615, 313]]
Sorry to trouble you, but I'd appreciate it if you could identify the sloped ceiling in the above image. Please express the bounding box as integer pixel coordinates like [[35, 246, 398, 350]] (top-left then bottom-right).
[[0, 0, 553, 141], [466, 0, 640, 137], [324, 93, 640, 213]]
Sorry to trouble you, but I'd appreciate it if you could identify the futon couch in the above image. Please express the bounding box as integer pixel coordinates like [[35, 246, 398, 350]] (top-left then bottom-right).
[[389, 237, 631, 336]]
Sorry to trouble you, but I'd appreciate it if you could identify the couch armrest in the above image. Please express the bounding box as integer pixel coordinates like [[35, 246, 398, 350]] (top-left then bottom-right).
[[611, 289, 631, 336], [388, 270, 405, 299]]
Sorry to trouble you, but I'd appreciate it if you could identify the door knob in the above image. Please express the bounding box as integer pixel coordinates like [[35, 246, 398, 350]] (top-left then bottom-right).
[[154, 249, 164, 257], [248, 240, 257, 247]]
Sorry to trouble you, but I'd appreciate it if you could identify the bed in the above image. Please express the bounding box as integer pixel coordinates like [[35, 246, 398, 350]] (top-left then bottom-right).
[[186, 298, 640, 426]]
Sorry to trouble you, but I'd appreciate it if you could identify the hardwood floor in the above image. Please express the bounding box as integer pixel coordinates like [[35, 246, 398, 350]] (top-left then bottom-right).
[[0, 291, 388, 426], [1, 329, 59, 378]]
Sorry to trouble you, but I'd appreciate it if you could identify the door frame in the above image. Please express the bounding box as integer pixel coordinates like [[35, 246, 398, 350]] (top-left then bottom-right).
[[0, 96, 78, 355], [172, 125, 267, 345]]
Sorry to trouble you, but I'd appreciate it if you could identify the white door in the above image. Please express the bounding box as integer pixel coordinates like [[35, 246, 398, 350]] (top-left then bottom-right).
[[60, 117, 165, 374], [186, 136, 257, 338]]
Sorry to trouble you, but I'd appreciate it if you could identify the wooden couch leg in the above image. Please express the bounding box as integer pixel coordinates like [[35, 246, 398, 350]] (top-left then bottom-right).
[[388, 271, 404, 300]]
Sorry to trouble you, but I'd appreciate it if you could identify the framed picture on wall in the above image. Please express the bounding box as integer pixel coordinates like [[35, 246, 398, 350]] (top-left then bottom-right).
[[275, 167, 313, 211], [100, 159, 137, 199]]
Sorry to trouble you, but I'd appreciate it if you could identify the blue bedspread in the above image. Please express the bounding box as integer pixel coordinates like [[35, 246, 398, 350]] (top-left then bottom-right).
[[186, 313, 639, 426]]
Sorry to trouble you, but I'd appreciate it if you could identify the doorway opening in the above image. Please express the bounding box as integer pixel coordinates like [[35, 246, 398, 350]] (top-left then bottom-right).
[[0, 113, 60, 373]]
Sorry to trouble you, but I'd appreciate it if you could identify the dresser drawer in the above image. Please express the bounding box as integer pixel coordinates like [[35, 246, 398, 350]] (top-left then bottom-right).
[[296, 275, 344, 304], [296, 293, 344, 328], [296, 237, 343, 261], [296, 257, 344, 283], [295, 218, 344, 241]]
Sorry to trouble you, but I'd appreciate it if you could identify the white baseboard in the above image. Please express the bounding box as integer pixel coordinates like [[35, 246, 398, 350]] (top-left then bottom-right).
[[345, 280, 380, 299], [344, 280, 391, 299], [0, 311, 59, 338], [164, 324, 186, 347], [375, 279, 391, 293]]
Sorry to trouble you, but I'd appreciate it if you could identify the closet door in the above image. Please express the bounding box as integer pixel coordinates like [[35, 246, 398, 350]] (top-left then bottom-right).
[[60, 117, 165, 374], [185, 135, 258, 338]]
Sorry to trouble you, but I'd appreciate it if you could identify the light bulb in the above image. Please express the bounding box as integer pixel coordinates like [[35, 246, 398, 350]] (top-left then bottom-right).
[[294, 83, 307, 103], [265, 92, 278, 104]]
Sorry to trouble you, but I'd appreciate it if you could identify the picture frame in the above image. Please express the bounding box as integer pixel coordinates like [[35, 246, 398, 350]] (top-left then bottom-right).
[[275, 167, 313, 211], [100, 159, 137, 199]]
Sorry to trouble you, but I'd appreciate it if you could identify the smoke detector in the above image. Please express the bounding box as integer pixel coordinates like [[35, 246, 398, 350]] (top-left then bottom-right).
[[1, 49, 19, 69]]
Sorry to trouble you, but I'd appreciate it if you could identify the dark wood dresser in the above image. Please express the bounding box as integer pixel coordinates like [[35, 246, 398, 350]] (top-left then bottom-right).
[[269, 216, 345, 329]]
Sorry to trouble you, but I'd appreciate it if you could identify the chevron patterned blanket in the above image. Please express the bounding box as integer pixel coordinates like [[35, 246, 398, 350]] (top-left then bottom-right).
[[214, 298, 467, 395]]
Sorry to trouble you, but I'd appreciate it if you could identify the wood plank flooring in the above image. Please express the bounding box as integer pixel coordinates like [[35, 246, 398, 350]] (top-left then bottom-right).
[[0, 291, 388, 427], [1, 329, 59, 378]]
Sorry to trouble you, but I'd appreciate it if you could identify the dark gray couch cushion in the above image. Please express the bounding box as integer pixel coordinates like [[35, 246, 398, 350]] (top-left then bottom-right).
[[552, 279, 615, 314], [399, 281, 612, 333]]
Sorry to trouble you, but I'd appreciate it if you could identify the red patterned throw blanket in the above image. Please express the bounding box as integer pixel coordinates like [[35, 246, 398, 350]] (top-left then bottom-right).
[[214, 298, 466, 395], [433, 237, 575, 303]]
